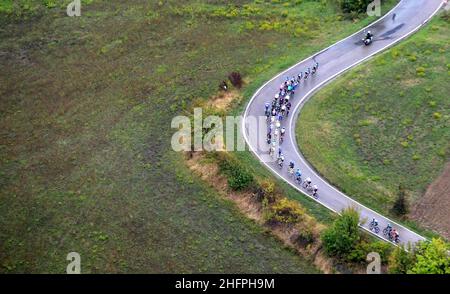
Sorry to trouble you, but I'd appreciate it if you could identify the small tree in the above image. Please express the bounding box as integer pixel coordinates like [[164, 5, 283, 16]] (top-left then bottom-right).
[[392, 184, 409, 216], [321, 208, 361, 258], [228, 72, 243, 89]]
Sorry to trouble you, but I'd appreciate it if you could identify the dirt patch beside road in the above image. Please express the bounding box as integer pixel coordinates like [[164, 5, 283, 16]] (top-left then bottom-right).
[[411, 162, 450, 240]]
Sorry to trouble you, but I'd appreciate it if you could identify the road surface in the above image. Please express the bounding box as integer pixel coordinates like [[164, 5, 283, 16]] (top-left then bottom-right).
[[242, 0, 445, 247]]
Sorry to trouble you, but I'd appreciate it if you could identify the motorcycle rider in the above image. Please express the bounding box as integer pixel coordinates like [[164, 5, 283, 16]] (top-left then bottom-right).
[[364, 30, 374, 44]]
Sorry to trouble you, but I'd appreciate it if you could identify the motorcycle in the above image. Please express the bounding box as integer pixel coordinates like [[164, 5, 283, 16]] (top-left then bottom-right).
[[362, 32, 374, 46], [363, 37, 373, 46]]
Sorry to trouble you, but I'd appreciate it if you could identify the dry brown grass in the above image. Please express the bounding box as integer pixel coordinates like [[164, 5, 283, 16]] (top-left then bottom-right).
[[411, 162, 450, 240], [205, 90, 243, 111]]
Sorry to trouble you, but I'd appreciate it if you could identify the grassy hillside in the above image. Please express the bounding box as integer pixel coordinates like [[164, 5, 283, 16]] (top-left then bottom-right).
[[0, 0, 396, 273], [297, 13, 449, 233]]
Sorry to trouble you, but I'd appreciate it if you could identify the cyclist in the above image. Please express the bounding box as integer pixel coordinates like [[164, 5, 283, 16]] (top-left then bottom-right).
[[312, 185, 318, 197], [286, 101, 292, 111], [393, 230, 400, 243], [278, 155, 285, 168], [371, 218, 378, 227], [384, 223, 392, 237], [288, 161, 295, 175], [289, 160, 295, 169], [281, 105, 287, 116], [312, 61, 319, 74], [304, 177, 312, 189], [295, 168, 302, 183], [269, 146, 275, 158]]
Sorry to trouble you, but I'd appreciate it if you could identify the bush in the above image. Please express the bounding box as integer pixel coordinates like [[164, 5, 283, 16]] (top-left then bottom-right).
[[228, 72, 243, 89], [216, 153, 254, 191], [291, 227, 315, 247], [388, 238, 450, 274], [263, 198, 305, 225], [388, 245, 416, 274], [321, 208, 361, 258], [409, 238, 450, 274], [337, 0, 375, 14], [259, 179, 278, 204], [347, 240, 392, 264]]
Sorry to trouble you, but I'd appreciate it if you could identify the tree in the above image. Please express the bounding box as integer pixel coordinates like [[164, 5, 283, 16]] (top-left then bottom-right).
[[409, 238, 450, 274], [321, 208, 361, 258], [392, 184, 408, 216]]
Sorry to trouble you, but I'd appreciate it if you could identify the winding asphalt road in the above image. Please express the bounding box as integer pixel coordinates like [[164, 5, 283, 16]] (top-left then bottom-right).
[[242, 0, 445, 247]]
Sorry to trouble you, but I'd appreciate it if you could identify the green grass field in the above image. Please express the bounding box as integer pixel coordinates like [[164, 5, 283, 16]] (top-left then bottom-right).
[[297, 13, 449, 233], [0, 0, 397, 273]]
